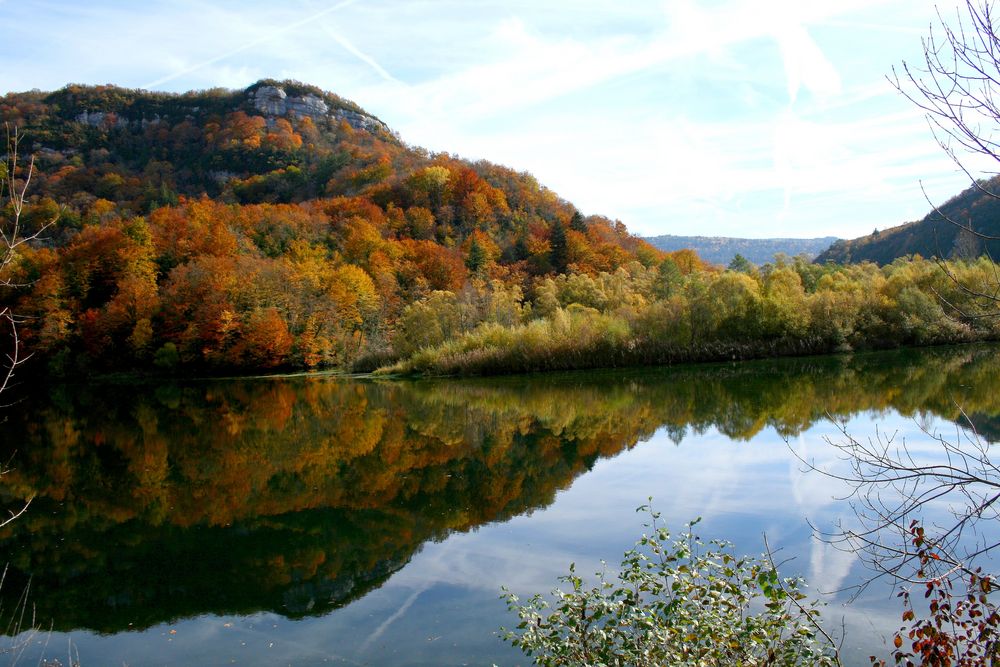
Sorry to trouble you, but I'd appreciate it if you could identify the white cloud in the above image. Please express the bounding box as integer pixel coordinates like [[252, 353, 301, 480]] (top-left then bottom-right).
[[4, 0, 966, 238]]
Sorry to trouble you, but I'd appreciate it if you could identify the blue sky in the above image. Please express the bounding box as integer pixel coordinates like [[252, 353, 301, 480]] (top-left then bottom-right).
[[3, 0, 980, 239]]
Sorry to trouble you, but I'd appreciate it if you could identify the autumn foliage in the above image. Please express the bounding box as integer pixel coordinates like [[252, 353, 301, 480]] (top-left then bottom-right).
[[872, 522, 1000, 667], [3, 81, 1000, 379], [1, 82, 670, 375]]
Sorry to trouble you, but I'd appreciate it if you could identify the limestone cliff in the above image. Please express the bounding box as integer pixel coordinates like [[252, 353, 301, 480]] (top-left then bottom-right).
[[249, 83, 388, 133]]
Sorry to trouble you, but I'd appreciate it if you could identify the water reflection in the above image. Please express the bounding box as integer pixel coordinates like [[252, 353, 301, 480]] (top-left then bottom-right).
[[1, 344, 999, 646]]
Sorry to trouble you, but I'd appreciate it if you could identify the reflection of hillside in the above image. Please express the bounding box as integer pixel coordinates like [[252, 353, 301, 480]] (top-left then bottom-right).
[[0, 377, 636, 633], [964, 413, 1000, 443], [2, 343, 999, 633], [405, 344, 1000, 444], [1, 508, 418, 633]]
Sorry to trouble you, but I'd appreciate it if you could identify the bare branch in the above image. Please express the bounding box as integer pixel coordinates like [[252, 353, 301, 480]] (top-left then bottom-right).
[[1, 124, 54, 400], [0, 124, 49, 531]]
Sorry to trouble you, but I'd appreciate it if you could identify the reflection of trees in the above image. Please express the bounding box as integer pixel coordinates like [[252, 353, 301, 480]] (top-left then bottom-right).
[[1, 344, 999, 633], [1, 507, 422, 633]]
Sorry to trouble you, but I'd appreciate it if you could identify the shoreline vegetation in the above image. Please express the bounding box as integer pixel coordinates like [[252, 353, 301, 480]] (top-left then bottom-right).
[[14, 252, 1000, 382], [372, 255, 1000, 376]]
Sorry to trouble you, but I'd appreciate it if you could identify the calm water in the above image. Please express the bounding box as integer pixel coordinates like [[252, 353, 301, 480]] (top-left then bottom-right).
[[2, 345, 999, 666]]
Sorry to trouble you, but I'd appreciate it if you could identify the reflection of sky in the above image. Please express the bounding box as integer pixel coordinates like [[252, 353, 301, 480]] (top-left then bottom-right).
[[12, 409, 985, 666]]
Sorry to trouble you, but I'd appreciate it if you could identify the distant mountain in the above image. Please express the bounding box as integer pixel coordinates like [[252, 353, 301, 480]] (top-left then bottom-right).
[[815, 177, 1000, 265], [644, 234, 839, 266]]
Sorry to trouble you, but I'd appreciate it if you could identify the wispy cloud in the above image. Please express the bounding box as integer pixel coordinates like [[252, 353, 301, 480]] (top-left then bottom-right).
[[5, 0, 963, 238], [318, 24, 401, 84], [142, 0, 361, 89]]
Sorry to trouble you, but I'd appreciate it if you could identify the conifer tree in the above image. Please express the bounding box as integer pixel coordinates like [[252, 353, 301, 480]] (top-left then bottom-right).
[[550, 220, 568, 273], [465, 237, 487, 274]]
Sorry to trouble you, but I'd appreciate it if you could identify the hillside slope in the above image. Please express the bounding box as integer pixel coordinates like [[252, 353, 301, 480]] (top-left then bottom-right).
[[5, 81, 997, 379], [0, 81, 666, 374], [815, 177, 1000, 265]]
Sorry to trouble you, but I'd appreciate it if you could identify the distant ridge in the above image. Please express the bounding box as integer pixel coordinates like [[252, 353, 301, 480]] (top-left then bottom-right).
[[815, 176, 1000, 265], [644, 234, 839, 266]]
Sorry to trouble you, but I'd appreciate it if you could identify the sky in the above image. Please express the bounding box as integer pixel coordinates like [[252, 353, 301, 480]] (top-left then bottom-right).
[[2, 0, 986, 239]]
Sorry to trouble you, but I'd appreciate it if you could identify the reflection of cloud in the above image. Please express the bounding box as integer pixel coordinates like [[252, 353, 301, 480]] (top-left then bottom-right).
[[358, 585, 426, 652], [808, 535, 859, 595], [378, 411, 957, 627], [394, 531, 586, 596], [786, 433, 857, 593], [302, 407, 975, 663]]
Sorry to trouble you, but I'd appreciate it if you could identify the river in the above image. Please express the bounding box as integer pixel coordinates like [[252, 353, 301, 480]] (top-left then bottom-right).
[[2, 344, 998, 665]]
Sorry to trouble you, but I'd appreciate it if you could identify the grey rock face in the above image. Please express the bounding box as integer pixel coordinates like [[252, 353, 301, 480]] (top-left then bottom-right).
[[253, 85, 288, 115], [285, 94, 329, 119], [70, 83, 389, 136], [250, 84, 386, 134], [74, 110, 162, 129], [75, 110, 108, 126], [332, 109, 387, 133], [209, 170, 238, 184]]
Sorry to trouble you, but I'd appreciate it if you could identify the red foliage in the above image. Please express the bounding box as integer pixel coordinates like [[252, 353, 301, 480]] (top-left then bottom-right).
[[872, 521, 1000, 667], [231, 307, 294, 368], [398, 239, 467, 291]]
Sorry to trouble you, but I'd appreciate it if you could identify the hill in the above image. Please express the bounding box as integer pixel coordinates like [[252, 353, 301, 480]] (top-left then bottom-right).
[[0, 80, 668, 374], [644, 234, 838, 266], [815, 177, 1000, 265], [4, 81, 999, 379]]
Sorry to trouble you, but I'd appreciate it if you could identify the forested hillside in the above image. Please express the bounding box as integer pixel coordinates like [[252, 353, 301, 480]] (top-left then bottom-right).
[[815, 176, 1000, 265], [0, 81, 667, 375], [3, 81, 1000, 379]]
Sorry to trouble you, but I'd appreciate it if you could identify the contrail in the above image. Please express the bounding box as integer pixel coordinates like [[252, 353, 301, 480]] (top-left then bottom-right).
[[358, 585, 427, 652], [142, 0, 361, 89], [319, 24, 401, 84]]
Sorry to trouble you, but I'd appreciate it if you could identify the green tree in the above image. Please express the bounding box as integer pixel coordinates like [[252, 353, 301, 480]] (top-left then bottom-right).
[[728, 253, 755, 273], [465, 236, 488, 275], [653, 257, 683, 298]]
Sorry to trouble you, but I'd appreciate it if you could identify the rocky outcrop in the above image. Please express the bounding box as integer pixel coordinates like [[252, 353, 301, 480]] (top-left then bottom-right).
[[74, 110, 163, 130], [250, 84, 386, 134], [252, 85, 287, 115], [75, 110, 109, 127], [68, 82, 389, 137], [332, 108, 386, 133], [286, 94, 329, 119]]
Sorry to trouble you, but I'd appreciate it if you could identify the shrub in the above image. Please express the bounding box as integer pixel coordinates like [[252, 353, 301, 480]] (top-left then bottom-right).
[[153, 342, 180, 370], [501, 507, 840, 666]]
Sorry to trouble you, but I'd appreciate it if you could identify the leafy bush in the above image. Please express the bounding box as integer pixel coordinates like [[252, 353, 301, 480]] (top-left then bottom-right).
[[501, 507, 840, 666]]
